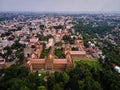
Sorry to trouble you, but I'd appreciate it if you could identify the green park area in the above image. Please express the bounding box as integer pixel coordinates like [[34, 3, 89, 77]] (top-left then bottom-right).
[[73, 57, 102, 69]]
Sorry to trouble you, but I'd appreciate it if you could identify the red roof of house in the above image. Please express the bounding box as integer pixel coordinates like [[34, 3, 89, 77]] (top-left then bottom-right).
[[0, 62, 10, 68], [70, 51, 86, 55], [29, 59, 45, 64], [28, 58, 68, 64], [54, 59, 67, 64]]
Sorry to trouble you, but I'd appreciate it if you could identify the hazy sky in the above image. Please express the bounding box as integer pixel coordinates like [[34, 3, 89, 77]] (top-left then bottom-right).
[[0, 0, 120, 12]]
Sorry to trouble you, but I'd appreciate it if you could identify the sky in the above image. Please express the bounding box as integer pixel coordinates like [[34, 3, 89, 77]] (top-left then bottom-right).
[[0, 0, 120, 12]]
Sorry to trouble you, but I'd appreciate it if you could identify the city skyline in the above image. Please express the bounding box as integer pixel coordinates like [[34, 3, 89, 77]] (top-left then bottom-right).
[[0, 0, 120, 13]]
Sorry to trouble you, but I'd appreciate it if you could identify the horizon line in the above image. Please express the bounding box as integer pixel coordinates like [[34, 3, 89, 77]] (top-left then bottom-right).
[[0, 11, 120, 14]]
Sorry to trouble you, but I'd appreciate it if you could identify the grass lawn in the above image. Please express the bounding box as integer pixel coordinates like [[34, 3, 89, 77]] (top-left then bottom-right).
[[73, 57, 102, 70], [73, 57, 97, 62]]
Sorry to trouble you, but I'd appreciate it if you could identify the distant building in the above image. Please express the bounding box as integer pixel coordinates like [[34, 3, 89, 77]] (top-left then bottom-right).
[[0, 56, 5, 65], [0, 56, 10, 69], [30, 36, 39, 43]]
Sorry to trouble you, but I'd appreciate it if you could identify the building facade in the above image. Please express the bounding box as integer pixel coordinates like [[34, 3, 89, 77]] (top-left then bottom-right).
[[26, 45, 73, 72]]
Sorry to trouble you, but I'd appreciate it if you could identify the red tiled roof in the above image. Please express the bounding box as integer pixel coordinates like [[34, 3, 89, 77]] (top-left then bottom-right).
[[29, 59, 45, 64], [70, 51, 86, 55], [54, 59, 67, 64], [28, 58, 68, 64], [0, 62, 10, 68]]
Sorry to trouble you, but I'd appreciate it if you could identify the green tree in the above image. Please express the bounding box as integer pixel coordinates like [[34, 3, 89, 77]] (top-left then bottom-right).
[[20, 86, 30, 90], [37, 85, 46, 90], [52, 83, 63, 90], [78, 80, 84, 90]]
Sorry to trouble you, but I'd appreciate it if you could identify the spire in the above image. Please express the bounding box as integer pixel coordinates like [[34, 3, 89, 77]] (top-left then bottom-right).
[[45, 46, 55, 70]]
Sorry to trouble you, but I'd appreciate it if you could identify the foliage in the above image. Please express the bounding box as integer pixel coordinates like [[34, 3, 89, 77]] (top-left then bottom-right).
[[0, 66, 46, 90], [63, 35, 74, 44], [53, 25, 64, 30], [40, 47, 50, 58], [74, 19, 120, 90], [39, 25, 44, 29], [54, 48, 65, 58], [1, 60, 120, 90]]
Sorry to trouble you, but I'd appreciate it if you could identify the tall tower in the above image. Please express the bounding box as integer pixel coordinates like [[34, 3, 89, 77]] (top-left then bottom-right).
[[66, 51, 73, 69], [45, 47, 55, 70]]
